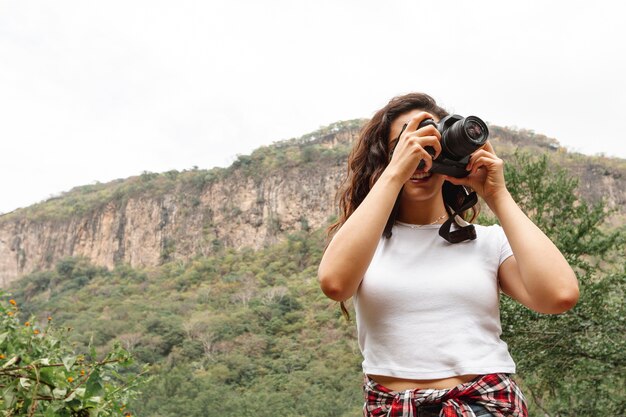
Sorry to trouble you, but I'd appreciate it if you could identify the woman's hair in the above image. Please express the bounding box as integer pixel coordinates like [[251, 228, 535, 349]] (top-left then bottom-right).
[[327, 92, 479, 319]]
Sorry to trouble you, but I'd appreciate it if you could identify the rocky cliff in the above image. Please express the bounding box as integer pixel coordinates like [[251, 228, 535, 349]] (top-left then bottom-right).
[[1, 120, 624, 287], [0, 123, 358, 287]]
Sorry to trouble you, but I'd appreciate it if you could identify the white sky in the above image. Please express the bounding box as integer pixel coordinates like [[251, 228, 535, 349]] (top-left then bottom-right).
[[1, 0, 625, 214]]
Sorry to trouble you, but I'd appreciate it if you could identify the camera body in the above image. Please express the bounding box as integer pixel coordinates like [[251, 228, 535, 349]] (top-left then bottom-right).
[[418, 114, 489, 178]]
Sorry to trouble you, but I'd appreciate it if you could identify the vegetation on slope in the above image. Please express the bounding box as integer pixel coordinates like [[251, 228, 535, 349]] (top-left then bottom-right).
[[0, 294, 147, 416], [3, 152, 625, 416], [0, 120, 360, 223], [6, 229, 363, 416], [2, 119, 623, 225]]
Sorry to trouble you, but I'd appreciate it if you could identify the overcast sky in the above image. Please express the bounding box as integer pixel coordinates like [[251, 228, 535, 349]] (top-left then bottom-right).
[[1, 0, 625, 214]]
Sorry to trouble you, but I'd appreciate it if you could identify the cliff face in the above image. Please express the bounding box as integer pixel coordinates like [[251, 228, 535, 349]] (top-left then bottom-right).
[[0, 129, 352, 287], [0, 122, 624, 287]]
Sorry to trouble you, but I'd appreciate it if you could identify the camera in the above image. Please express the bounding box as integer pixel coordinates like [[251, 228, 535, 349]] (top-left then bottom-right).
[[417, 114, 489, 177]]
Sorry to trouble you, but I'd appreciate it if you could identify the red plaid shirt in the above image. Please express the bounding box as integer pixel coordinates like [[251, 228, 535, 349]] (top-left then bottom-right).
[[363, 373, 527, 417]]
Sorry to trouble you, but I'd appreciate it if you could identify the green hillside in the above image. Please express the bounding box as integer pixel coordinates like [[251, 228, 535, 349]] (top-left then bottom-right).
[[0, 120, 360, 225], [2, 122, 625, 416], [7, 230, 364, 416]]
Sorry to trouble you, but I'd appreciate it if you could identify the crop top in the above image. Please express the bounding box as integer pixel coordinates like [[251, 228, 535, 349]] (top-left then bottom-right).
[[353, 222, 516, 379]]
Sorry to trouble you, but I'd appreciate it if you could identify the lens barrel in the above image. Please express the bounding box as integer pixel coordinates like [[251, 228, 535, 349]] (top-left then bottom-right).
[[441, 116, 488, 159]]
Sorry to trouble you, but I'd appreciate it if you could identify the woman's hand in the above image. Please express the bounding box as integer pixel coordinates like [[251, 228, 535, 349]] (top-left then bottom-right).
[[387, 112, 442, 182], [445, 141, 579, 313], [442, 141, 508, 205]]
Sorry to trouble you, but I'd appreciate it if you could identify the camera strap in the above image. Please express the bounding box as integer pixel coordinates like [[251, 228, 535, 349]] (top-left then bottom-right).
[[388, 123, 478, 243], [439, 182, 478, 243]]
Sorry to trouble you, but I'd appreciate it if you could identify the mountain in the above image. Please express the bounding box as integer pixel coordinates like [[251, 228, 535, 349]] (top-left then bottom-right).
[[2, 120, 624, 416], [1, 120, 624, 287]]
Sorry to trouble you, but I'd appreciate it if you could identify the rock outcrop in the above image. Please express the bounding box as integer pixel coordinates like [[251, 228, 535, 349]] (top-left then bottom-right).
[[1, 122, 623, 287]]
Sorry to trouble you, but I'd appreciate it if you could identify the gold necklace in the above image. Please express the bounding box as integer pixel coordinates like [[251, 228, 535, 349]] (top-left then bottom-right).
[[397, 213, 448, 228]]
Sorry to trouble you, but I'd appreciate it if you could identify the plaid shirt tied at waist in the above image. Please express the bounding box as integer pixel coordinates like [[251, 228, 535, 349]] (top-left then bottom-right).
[[364, 373, 527, 417]]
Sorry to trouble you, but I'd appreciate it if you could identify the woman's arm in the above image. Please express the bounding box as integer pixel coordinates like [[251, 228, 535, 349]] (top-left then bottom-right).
[[489, 190, 579, 314], [318, 112, 441, 301], [318, 170, 404, 301], [445, 147, 579, 314]]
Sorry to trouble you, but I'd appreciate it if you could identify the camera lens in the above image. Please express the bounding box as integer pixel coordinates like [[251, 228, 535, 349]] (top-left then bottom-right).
[[465, 120, 484, 140], [441, 116, 489, 159]]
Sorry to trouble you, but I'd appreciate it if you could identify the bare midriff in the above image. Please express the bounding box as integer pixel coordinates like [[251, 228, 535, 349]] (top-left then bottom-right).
[[367, 373, 479, 391]]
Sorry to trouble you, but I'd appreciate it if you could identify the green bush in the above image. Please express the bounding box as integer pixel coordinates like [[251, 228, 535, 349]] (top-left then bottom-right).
[[0, 293, 148, 416]]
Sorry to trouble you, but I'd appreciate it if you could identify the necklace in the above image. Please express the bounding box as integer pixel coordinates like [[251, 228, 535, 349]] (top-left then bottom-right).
[[397, 213, 448, 228]]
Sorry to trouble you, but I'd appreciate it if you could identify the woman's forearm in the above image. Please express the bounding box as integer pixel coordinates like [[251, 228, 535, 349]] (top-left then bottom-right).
[[318, 170, 404, 301], [486, 190, 579, 308]]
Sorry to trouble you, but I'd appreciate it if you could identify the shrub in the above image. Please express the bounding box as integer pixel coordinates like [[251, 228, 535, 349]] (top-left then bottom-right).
[[0, 293, 148, 416]]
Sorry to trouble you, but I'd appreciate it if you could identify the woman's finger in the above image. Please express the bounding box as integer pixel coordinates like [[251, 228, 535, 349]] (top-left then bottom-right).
[[470, 155, 501, 175], [442, 175, 469, 187], [467, 149, 498, 171], [416, 124, 441, 140], [406, 134, 442, 159], [404, 112, 436, 134], [482, 140, 496, 155], [415, 146, 434, 172]]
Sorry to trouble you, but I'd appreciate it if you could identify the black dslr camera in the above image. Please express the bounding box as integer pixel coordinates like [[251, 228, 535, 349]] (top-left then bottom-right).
[[417, 114, 489, 178]]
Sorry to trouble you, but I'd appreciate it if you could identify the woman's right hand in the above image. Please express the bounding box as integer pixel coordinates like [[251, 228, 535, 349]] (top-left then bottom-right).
[[387, 112, 442, 182], [319, 111, 442, 302]]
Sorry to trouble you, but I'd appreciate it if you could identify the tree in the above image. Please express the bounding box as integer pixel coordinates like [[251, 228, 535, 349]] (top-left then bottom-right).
[[0, 293, 148, 416], [500, 152, 625, 416]]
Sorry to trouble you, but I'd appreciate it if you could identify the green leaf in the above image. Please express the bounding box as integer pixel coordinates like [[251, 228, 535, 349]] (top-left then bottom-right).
[[64, 389, 77, 402], [75, 387, 86, 398], [86, 395, 102, 406], [1, 355, 20, 369], [33, 357, 50, 366], [89, 335, 97, 360], [39, 366, 58, 386], [46, 336, 60, 349], [85, 368, 104, 398], [19, 377, 31, 389], [62, 355, 76, 372], [44, 408, 59, 417], [40, 384, 52, 397], [2, 386, 17, 408], [53, 387, 67, 399]]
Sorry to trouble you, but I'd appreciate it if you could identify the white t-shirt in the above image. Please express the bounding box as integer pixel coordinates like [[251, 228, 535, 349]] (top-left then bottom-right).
[[353, 222, 516, 379]]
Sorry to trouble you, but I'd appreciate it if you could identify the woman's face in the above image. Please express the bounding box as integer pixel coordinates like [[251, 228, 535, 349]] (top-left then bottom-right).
[[388, 109, 446, 204]]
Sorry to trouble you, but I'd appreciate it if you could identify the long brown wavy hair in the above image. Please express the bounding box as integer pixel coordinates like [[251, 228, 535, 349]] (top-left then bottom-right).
[[327, 92, 479, 319]]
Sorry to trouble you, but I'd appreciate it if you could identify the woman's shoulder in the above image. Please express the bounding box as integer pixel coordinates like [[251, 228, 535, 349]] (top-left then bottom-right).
[[472, 222, 506, 241], [473, 222, 503, 231]]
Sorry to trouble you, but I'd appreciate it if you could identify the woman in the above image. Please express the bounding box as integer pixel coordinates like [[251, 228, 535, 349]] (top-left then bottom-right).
[[318, 93, 579, 417]]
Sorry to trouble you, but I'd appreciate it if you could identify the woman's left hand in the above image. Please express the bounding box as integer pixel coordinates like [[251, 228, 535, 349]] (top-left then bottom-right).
[[442, 141, 508, 204], [447, 142, 579, 315]]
